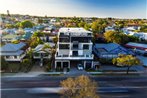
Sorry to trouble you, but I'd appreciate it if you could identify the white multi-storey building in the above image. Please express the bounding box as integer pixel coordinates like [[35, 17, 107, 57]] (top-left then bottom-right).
[[55, 28, 94, 69]]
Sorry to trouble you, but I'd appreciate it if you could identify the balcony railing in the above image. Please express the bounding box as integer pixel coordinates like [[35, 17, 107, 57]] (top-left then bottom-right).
[[55, 54, 93, 60]]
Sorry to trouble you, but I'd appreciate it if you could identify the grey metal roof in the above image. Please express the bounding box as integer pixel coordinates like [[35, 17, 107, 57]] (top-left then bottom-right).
[[95, 43, 120, 52], [34, 43, 55, 53], [94, 43, 134, 55], [0, 42, 26, 52]]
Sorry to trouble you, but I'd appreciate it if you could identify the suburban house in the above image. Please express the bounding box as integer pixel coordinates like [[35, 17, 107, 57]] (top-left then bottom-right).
[[105, 26, 115, 32], [33, 43, 55, 66], [133, 33, 147, 41], [0, 42, 26, 62], [125, 42, 147, 55], [55, 28, 94, 69], [2, 34, 20, 43], [93, 43, 134, 59]]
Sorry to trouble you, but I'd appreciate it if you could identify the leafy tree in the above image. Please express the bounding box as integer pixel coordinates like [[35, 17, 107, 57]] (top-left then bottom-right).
[[84, 23, 91, 30], [127, 35, 139, 42], [5, 24, 14, 29], [29, 36, 43, 48], [113, 54, 141, 74], [11, 40, 19, 44], [37, 18, 43, 24], [53, 36, 58, 44], [1, 56, 9, 71], [91, 19, 108, 34], [115, 20, 127, 31], [33, 31, 44, 38], [21, 59, 31, 66], [19, 20, 34, 28], [140, 25, 147, 32], [104, 31, 129, 44], [60, 75, 99, 98], [78, 22, 86, 28]]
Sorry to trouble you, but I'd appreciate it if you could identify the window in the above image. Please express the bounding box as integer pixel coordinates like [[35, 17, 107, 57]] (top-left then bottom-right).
[[14, 56, 17, 59], [5, 56, 9, 59], [83, 45, 89, 50], [59, 44, 69, 49], [72, 51, 78, 56], [73, 44, 78, 49]]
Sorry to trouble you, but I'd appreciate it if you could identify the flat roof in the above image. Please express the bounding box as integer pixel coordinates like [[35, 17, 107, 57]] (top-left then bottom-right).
[[59, 27, 92, 33]]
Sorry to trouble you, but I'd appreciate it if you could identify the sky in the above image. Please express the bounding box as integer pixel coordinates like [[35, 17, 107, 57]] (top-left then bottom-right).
[[0, 0, 146, 19]]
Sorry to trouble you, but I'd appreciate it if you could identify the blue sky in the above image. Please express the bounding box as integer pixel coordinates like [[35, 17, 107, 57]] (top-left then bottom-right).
[[0, 0, 146, 19]]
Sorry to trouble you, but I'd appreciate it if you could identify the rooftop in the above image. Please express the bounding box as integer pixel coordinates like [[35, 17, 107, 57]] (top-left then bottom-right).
[[59, 28, 92, 33], [2, 34, 19, 39], [0, 42, 26, 52], [125, 42, 147, 49]]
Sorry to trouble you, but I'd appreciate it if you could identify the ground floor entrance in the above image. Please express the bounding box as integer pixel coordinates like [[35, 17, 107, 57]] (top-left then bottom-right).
[[55, 60, 70, 69], [55, 60, 94, 69]]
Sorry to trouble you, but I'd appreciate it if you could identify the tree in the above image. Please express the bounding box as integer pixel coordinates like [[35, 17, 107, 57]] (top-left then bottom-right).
[[115, 20, 126, 31], [60, 75, 99, 98], [19, 20, 34, 28], [11, 40, 19, 44], [91, 19, 108, 34], [113, 54, 141, 74], [29, 31, 44, 48], [5, 24, 14, 29], [84, 23, 91, 30], [104, 31, 129, 44], [53, 36, 58, 44], [78, 22, 86, 28], [1, 56, 9, 71], [140, 25, 147, 32], [21, 59, 31, 66]]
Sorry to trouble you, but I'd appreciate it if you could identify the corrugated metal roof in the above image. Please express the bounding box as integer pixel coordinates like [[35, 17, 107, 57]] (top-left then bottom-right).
[[95, 43, 120, 52], [0, 42, 26, 52], [34, 43, 55, 53]]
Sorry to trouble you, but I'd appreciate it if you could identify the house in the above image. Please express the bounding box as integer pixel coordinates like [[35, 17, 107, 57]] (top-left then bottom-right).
[[55, 28, 94, 69], [3, 28, 17, 34], [33, 43, 55, 66], [125, 42, 147, 55], [93, 43, 134, 59], [0, 42, 26, 62], [20, 32, 33, 41], [105, 26, 115, 32], [2, 34, 20, 43], [133, 33, 147, 40]]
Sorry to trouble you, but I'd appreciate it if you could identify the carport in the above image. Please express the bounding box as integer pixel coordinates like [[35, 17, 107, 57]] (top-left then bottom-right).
[[55, 60, 70, 69]]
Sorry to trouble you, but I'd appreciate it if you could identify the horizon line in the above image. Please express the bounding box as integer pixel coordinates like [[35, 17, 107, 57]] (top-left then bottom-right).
[[1, 13, 147, 20]]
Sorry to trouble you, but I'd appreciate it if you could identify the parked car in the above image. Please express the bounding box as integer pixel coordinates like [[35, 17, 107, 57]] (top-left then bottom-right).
[[77, 64, 84, 70]]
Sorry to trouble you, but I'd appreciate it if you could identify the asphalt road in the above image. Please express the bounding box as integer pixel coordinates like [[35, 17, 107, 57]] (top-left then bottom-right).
[[1, 75, 147, 98]]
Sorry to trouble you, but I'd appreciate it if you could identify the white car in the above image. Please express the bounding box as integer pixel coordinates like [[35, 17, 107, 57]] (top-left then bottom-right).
[[77, 64, 84, 70]]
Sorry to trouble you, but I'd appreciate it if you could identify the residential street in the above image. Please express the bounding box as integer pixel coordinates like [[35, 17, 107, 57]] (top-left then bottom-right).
[[1, 74, 147, 98]]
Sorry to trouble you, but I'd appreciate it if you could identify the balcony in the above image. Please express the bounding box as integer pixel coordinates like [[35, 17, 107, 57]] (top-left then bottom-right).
[[55, 54, 93, 60]]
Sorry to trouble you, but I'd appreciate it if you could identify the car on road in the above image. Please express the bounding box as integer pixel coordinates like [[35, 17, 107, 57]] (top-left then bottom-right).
[[77, 64, 84, 70]]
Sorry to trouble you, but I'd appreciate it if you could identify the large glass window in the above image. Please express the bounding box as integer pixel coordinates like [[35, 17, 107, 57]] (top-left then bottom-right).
[[59, 44, 69, 49], [73, 44, 78, 49], [83, 45, 89, 50], [5, 56, 9, 58], [14, 56, 17, 59]]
